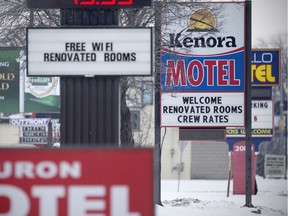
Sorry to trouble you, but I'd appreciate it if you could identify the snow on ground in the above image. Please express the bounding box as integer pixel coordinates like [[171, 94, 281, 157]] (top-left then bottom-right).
[[157, 176, 287, 216]]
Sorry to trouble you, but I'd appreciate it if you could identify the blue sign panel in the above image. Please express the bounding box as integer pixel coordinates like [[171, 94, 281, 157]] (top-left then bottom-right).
[[161, 48, 245, 92], [226, 137, 272, 152], [251, 49, 280, 86]]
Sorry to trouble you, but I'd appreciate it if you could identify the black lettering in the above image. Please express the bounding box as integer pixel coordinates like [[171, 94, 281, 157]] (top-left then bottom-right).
[[206, 37, 217, 47], [104, 53, 110, 61], [226, 36, 237, 47], [217, 37, 225, 47], [65, 42, 86, 51], [183, 37, 193, 47], [74, 53, 80, 61], [43, 53, 96, 62], [169, 33, 182, 48], [105, 42, 113, 51], [194, 115, 200, 122], [194, 37, 205, 47], [131, 53, 136, 61], [44, 53, 49, 61], [238, 106, 243, 113], [168, 35, 237, 48], [183, 97, 189, 104], [203, 115, 208, 122], [163, 106, 168, 113], [104, 53, 136, 62], [92, 42, 103, 51]]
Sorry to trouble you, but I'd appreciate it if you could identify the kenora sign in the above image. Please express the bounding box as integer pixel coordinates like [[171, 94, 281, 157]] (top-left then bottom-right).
[[0, 149, 154, 216], [160, 2, 246, 127]]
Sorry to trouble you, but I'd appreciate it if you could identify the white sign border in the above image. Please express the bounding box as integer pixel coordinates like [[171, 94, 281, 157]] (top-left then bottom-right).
[[26, 27, 153, 77], [161, 92, 245, 128]]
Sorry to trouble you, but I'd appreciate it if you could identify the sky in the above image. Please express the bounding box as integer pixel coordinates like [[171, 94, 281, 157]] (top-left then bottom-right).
[[252, 0, 287, 45]]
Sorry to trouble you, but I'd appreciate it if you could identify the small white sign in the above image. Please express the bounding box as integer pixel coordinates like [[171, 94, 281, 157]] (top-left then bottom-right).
[[226, 100, 273, 137], [161, 92, 244, 127], [27, 28, 152, 76], [9, 118, 50, 126], [251, 100, 273, 128], [264, 155, 286, 178]]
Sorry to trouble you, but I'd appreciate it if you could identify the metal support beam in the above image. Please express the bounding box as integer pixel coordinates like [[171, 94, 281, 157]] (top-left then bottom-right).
[[154, 1, 162, 206], [60, 9, 120, 147]]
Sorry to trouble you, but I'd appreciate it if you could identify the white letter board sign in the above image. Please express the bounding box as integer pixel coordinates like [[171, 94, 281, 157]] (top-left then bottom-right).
[[27, 28, 152, 76]]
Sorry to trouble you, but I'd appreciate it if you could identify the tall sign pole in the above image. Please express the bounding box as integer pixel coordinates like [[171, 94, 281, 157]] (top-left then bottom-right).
[[245, 0, 253, 207], [154, 1, 162, 206]]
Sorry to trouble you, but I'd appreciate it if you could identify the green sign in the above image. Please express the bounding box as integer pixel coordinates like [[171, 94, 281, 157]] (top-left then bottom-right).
[[0, 49, 20, 112], [25, 76, 60, 112]]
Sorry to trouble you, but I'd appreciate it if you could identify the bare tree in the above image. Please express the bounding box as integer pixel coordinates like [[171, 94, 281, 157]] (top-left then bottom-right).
[[0, 0, 60, 47], [119, 8, 155, 146]]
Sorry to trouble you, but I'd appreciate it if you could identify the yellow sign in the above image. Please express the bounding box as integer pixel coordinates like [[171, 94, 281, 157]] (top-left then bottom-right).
[[251, 64, 275, 83]]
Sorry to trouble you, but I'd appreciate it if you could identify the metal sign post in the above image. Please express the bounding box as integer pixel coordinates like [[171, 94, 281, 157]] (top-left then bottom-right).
[[59, 9, 120, 146], [244, 0, 254, 208]]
